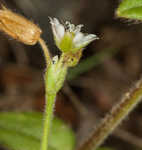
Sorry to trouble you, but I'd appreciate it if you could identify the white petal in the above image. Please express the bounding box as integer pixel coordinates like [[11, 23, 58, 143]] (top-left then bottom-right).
[[75, 34, 98, 47], [52, 18, 60, 25], [82, 34, 98, 42], [73, 32, 84, 44], [49, 17, 65, 41]]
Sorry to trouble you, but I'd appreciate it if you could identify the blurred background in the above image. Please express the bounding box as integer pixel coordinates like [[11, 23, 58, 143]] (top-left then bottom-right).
[[0, 0, 142, 150]]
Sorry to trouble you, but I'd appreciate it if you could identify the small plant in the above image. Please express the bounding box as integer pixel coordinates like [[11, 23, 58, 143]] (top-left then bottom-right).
[[1, 1, 142, 150], [0, 5, 98, 150]]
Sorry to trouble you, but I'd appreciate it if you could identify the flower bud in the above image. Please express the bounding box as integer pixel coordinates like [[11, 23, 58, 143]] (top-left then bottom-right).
[[0, 6, 42, 45]]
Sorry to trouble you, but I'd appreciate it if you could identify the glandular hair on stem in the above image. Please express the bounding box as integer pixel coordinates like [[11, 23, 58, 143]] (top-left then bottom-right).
[[78, 78, 142, 150]]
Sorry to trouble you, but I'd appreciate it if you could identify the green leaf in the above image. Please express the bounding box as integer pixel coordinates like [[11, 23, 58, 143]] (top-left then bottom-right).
[[117, 0, 142, 20], [0, 112, 75, 150]]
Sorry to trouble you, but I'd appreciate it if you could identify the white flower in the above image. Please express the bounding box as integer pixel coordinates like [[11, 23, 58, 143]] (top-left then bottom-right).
[[49, 17, 99, 53]]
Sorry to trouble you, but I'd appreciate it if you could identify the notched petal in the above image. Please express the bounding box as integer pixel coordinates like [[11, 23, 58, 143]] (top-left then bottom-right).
[[75, 34, 98, 48], [83, 34, 99, 42], [73, 32, 84, 44], [49, 17, 65, 41]]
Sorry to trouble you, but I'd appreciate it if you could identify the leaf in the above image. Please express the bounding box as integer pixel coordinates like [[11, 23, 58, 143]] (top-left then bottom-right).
[[0, 112, 75, 150], [117, 0, 142, 20]]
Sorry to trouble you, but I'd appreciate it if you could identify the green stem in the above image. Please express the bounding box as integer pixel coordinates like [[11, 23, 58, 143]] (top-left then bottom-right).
[[39, 41, 81, 150], [78, 78, 142, 150], [41, 92, 56, 150], [38, 37, 52, 66], [38, 37, 55, 150], [40, 54, 67, 150]]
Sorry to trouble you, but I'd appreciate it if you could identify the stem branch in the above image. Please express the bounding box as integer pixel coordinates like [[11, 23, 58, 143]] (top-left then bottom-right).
[[78, 78, 142, 150]]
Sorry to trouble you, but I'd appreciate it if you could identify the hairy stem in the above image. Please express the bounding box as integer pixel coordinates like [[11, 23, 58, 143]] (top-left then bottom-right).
[[38, 37, 56, 150], [40, 52, 68, 150], [78, 78, 142, 150], [40, 91, 56, 150], [38, 37, 52, 65]]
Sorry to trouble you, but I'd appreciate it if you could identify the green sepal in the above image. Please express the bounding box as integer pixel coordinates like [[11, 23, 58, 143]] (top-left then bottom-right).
[[58, 32, 74, 53], [45, 56, 67, 94]]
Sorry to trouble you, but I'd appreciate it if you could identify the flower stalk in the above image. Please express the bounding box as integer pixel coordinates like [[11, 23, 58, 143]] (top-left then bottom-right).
[[38, 37, 52, 66], [78, 78, 142, 150], [40, 18, 98, 150]]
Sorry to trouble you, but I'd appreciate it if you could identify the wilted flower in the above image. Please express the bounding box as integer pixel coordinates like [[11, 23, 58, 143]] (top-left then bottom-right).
[[50, 18, 98, 53], [0, 5, 42, 45]]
